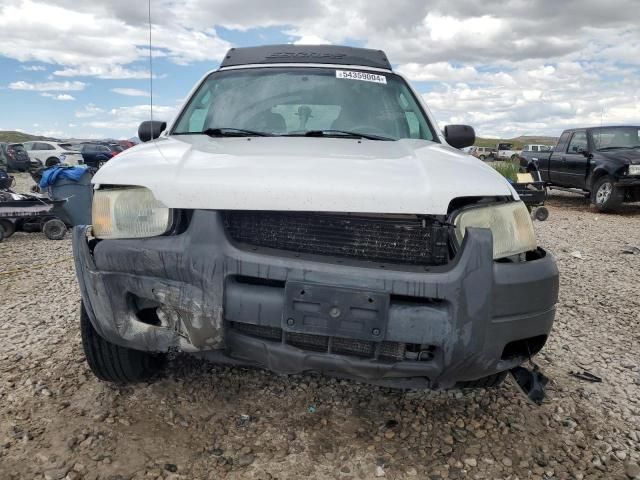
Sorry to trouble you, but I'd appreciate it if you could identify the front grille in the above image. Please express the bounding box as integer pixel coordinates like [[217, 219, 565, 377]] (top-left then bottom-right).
[[228, 322, 424, 362], [230, 322, 282, 341], [222, 211, 450, 266]]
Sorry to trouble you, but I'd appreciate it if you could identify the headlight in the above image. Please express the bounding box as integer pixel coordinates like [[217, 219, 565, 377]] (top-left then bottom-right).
[[454, 201, 537, 259], [628, 165, 640, 176], [92, 187, 172, 239]]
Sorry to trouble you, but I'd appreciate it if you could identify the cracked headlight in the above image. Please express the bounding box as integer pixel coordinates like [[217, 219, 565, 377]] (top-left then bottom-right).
[[454, 201, 537, 259], [92, 187, 173, 239]]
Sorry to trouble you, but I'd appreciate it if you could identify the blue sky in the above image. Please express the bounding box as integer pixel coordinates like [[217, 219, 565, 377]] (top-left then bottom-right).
[[0, 0, 638, 140]]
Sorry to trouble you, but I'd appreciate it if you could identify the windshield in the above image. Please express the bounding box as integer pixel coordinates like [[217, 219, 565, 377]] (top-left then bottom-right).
[[592, 127, 640, 150], [172, 67, 436, 141]]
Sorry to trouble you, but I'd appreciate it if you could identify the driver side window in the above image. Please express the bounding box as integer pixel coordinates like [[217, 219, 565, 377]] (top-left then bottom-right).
[[567, 132, 587, 153]]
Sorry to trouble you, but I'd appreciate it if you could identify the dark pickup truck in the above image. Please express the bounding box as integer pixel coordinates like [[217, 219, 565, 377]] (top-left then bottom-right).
[[520, 126, 640, 211]]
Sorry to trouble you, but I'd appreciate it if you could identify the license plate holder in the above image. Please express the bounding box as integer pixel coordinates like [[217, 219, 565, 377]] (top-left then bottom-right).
[[283, 282, 389, 341]]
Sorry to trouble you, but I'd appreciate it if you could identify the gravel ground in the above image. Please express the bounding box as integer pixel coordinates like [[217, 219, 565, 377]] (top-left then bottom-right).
[[1, 173, 639, 480]]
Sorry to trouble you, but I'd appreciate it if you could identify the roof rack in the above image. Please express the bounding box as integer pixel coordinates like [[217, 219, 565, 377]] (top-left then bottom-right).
[[219, 45, 392, 71]]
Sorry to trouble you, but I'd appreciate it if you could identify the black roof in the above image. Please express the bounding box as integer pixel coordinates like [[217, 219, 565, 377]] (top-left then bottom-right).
[[219, 45, 392, 70]]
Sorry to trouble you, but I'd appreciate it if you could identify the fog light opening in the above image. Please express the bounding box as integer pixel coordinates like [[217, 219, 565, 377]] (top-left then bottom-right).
[[501, 335, 547, 361], [136, 307, 162, 327]]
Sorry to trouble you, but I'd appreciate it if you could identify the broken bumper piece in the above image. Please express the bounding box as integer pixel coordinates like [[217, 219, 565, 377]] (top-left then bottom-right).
[[72, 210, 559, 389]]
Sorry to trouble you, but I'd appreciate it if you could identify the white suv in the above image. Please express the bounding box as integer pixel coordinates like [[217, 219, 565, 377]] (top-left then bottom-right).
[[23, 141, 84, 166], [470, 146, 495, 160], [73, 45, 558, 397]]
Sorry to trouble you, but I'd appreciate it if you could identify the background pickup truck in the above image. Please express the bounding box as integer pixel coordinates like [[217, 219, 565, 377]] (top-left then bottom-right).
[[520, 126, 640, 211]]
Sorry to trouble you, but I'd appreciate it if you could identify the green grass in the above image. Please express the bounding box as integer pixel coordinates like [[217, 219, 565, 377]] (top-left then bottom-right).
[[0, 131, 57, 143], [491, 160, 520, 183]]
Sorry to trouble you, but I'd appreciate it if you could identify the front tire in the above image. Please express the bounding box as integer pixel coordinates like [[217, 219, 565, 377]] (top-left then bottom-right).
[[591, 176, 622, 212], [80, 303, 165, 383]]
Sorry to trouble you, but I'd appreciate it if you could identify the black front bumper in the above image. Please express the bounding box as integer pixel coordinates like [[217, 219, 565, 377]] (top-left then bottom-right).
[[73, 210, 559, 388]]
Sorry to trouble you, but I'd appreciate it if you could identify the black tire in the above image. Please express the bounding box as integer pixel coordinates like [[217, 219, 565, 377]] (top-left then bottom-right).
[[45, 157, 60, 167], [456, 371, 507, 389], [0, 224, 4, 243], [42, 218, 67, 240], [479, 155, 486, 160], [0, 220, 15, 238], [534, 207, 549, 221], [591, 175, 623, 212], [80, 303, 165, 383]]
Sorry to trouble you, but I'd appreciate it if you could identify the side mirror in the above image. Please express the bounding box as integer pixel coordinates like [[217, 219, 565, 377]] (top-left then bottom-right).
[[444, 124, 475, 149], [138, 120, 167, 142]]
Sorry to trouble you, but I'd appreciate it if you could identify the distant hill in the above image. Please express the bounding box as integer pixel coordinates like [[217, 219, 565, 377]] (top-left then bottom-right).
[[475, 135, 558, 149], [0, 130, 60, 143]]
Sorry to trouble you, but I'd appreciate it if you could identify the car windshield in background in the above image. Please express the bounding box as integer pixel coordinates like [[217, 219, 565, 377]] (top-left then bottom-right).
[[592, 127, 640, 150], [10, 144, 26, 152], [172, 67, 436, 141]]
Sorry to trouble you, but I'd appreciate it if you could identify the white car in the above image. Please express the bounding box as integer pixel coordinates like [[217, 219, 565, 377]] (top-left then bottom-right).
[[23, 141, 84, 166], [521, 144, 552, 153], [73, 45, 558, 399], [495, 142, 522, 160]]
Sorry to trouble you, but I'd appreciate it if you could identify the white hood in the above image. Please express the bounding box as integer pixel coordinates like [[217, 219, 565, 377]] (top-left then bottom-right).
[[94, 135, 516, 215]]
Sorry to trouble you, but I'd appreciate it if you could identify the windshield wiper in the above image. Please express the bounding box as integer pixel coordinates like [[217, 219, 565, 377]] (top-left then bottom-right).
[[288, 129, 394, 141], [201, 127, 273, 137], [597, 146, 630, 151]]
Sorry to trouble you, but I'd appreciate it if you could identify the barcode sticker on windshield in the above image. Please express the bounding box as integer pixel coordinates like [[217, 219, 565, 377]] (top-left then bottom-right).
[[336, 70, 387, 84]]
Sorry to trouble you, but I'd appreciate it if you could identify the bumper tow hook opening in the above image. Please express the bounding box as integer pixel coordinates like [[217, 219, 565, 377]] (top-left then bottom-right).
[[510, 363, 549, 405]]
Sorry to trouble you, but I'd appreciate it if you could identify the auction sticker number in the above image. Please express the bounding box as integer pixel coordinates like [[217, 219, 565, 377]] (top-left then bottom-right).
[[336, 70, 387, 84]]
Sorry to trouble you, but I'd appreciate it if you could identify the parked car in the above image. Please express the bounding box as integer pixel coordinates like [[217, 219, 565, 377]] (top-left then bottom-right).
[[77, 142, 122, 168], [0, 143, 30, 171], [470, 146, 496, 160], [73, 44, 558, 396], [117, 140, 136, 150], [495, 142, 521, 160], [521, 144, 553, 153], [23, 141, 84, 166], [520, 126, 640, 211]]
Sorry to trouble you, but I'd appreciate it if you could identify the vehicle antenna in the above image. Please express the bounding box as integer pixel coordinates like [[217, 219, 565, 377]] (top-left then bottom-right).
[[148, 0, 153, 124]]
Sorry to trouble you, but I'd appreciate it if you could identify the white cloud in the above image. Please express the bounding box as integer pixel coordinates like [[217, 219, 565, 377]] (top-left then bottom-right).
[[421, 60, 640, 137], [84, 104, 178, 132], [53, 65, 152, 80], [21, 65, 46, 71], [75, 103, 105, 118], [9, 80, 86, 91], [40, 92, 75, 100], [111, 88, 150, 97], [397, 63, 479, 83], [0, 0, 230, 77]]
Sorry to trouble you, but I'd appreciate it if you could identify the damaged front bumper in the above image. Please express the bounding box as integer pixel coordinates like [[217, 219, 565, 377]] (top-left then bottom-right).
[[73, 210, 559, 389]]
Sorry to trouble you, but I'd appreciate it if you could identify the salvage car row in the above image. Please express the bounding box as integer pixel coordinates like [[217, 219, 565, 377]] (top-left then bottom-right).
[[0, 140, 131, 171]]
